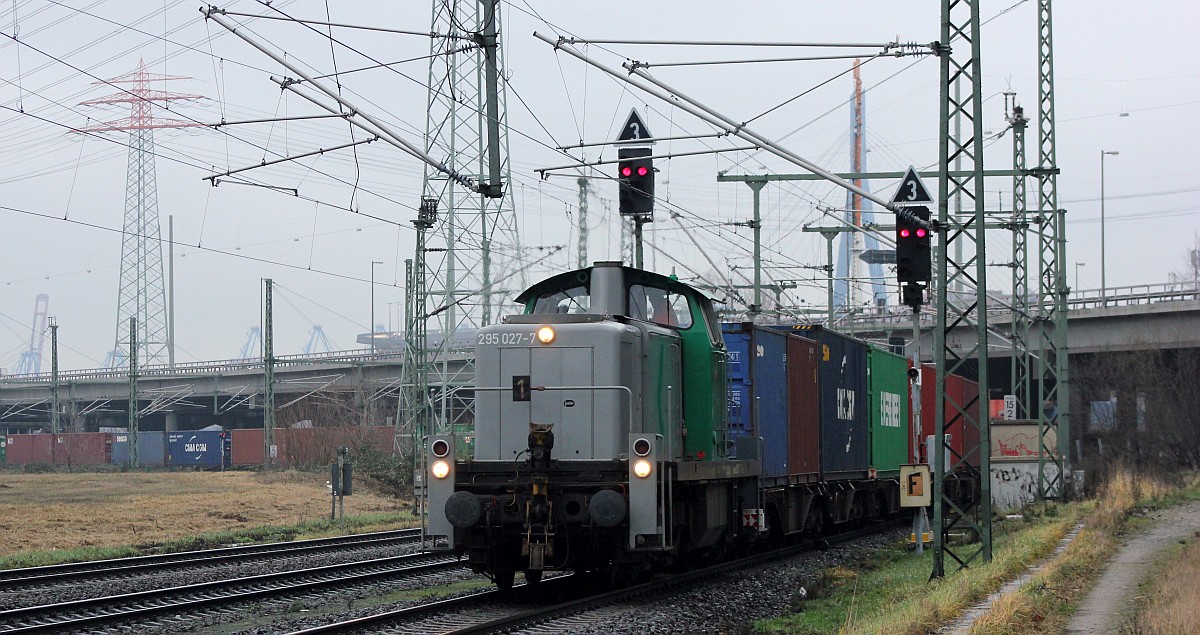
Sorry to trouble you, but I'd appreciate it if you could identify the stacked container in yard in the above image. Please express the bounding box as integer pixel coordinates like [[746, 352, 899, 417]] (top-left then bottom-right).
[[785, 334, 821, 483], [778, 325, 869, 480], [231, 428, 266, 465], [6, 433, 55, 465], [110, 432, 167, 466], [52, 433, 113, 467], [167, 430, 229, 468], [231, 426, 395, 467], [721, 323, 791, 481], [866, 346, 910, 478], [919, 364, 983, 469]]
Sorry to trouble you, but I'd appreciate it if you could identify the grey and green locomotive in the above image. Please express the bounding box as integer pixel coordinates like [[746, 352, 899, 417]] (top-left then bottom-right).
[[423, 261, 763, 589]]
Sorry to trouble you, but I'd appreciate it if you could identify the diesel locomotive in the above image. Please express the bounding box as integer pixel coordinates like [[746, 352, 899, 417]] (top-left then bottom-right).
[[423, 261, 975, 589]]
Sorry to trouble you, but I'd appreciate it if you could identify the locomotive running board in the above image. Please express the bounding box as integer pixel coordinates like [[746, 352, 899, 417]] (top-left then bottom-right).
[[674, 459, 759, 482]]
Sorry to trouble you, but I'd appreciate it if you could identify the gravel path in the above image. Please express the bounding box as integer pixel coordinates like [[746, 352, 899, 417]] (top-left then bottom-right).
[[1063, 499, 1200, 635]]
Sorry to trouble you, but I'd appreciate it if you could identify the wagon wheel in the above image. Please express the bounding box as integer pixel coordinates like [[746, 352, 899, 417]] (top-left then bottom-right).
[[493, 568, 516, 592]]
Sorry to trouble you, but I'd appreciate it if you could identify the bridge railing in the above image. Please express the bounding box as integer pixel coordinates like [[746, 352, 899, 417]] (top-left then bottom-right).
[[817, 278, 1200, 331], [0, 346, 477, 385]]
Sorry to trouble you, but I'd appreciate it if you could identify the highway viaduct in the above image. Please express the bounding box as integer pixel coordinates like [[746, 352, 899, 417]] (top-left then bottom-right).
[[1, 282, 1196, 445]]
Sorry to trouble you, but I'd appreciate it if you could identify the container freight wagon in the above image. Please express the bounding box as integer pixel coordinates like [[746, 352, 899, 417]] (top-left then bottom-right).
[[866, 347, 910, 478], [167, 431, 229, 468], [780, 325, 869, 480], [722, 324, 784, 477], [918, 364, 982, 469], [111, 432, 167, 466], [785, 334, 820, 482]]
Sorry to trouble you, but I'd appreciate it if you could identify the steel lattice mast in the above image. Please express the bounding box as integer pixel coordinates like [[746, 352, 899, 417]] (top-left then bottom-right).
[[405, 0, 524, 440], [79, 59, 201, 368], [1007, 97, 1031, 421], [932, 0, 993, 576], [1035, 0, 1069, 499]]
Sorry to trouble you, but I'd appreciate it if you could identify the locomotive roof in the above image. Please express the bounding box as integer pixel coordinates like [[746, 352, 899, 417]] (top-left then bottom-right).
[[514, 262, 713, 305]]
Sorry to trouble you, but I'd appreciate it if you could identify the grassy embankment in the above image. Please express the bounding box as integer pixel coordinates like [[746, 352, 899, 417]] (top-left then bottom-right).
[[756, 467, 1196, 635], [0, 470, 419, 570], [1121, 532, 1200, 634]]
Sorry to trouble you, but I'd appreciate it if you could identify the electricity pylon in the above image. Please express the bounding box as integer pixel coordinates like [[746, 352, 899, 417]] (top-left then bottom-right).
[[78, 59, 201, 368]]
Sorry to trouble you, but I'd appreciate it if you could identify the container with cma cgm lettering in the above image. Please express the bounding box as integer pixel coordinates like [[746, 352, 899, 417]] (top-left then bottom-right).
[[167, 430, 228, 468]]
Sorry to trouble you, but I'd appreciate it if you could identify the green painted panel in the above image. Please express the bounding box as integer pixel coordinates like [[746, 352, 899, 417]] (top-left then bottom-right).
[[867, 346, 910, 476]]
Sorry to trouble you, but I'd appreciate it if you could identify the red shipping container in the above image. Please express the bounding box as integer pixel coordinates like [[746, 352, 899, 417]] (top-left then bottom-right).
[[52, 433, 112, 467], [279, 426, 395, 467], [232, 426, 394, 467], [919, 365, 982, 469], [6, 434, 54, 465], [232, 428, 266, 466], [786, 335, 821, 481]]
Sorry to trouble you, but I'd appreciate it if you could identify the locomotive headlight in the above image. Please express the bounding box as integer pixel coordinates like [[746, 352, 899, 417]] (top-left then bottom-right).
[[431, 460, 451, 479], [536, 325, 556, 344], [633, 459, 653, 479]]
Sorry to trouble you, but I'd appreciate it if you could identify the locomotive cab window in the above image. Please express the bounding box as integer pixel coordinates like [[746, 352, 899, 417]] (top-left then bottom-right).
[[628, 284, 693, 329], [530, 284, 590, 315]]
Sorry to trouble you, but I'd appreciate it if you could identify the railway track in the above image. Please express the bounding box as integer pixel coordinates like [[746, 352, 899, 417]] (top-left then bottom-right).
[[286, 521, 899, 634], [0, 537, 471, 634], [0, 528, 421, 592]]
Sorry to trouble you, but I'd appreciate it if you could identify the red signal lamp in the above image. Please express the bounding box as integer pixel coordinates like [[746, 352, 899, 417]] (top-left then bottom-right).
[[637, 166, 649, 176], [916, 228, 927, 238], [900, 228, 911, 238], [621, 166, 633, 177]]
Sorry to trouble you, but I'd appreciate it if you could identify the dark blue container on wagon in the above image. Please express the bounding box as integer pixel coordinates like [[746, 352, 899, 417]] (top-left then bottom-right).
[[776, 325, 869, 479], [167, 431, 228, 468], [111, 431, 167, 466], [721, 323, 789, 480]]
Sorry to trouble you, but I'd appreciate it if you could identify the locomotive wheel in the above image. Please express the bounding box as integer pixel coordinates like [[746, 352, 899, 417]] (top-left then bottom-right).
[[494, 569, 515, 592], [524, 569, 543, 585]]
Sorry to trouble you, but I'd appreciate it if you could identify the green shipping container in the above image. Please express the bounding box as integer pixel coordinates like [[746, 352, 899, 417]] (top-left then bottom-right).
[[867, 346, 910, 477]]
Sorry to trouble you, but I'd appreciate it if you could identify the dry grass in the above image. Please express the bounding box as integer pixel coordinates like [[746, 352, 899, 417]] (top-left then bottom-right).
[[0, 470, 409, 558], [966, 465, 1179, 635], [1122, 538, 1200, 634]]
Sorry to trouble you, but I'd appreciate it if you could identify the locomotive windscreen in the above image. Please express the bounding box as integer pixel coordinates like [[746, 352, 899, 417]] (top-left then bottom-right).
[[531, 284, 590, 314]]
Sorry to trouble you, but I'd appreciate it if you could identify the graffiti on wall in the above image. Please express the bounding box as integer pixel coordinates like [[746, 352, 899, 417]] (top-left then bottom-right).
[[991, 461, 1062, 510]]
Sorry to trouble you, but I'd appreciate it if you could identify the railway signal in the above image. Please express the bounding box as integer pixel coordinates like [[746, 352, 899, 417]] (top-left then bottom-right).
[[896, 206, 932, 284], [617, 147, 654, 217]]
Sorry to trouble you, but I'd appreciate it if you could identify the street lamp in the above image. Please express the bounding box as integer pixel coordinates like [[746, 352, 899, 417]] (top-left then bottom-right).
[[370, 261, 383, 355], [1100, 150, 1119, 306], [1075, 262, 1085, 292]]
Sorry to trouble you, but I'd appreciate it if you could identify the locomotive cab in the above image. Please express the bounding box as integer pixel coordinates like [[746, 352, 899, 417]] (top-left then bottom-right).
[[424, 262, 756, 588]]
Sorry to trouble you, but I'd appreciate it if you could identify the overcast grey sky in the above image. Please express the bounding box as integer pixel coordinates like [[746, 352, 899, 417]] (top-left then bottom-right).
[[0, 1, 1196, 370]]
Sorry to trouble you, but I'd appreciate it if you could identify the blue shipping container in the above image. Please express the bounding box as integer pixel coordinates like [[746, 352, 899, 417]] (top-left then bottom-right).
[[721, 323, 789, 479], [778, 325, 869, 479], [167, 431, 227, 467], [111, 431, 167, 466], [723, 324, 753, 454]]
